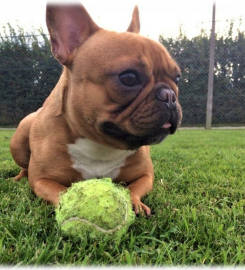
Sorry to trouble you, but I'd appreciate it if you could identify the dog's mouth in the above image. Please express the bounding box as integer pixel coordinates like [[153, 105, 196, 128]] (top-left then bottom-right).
[[102, 121, 177, 149]]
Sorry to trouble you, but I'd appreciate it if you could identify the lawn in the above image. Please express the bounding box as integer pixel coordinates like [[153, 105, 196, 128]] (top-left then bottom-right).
[[0, 129, 245, 266]]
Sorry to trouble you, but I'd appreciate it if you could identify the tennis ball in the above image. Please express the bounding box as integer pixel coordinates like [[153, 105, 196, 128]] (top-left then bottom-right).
[[55, 178, 135, 241]]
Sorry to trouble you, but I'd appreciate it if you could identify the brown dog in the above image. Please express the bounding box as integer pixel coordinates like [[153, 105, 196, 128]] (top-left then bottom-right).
[[10, 3, 182, 216]]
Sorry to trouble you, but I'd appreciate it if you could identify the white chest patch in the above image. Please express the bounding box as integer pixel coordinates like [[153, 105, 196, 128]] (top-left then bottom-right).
[[67, 138, 135, 180]]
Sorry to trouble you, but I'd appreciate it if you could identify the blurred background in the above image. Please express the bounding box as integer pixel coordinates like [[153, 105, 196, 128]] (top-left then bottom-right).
[[0, 0, 244, 127]]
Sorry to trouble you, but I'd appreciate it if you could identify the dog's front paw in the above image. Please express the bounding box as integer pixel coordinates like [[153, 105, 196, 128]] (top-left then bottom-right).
[[131, 196, 151, 216]]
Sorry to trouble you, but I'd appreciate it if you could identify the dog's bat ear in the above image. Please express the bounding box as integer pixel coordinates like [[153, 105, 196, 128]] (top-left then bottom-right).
[[46, 3, 100, 65], [127, 6, 140, 34]]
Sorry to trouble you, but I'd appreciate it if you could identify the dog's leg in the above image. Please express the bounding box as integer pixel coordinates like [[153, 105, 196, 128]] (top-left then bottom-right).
[[29, 178, 67, 206], [116, 147, 154, 216], [13, 168, 28, 181], [10, 118, 31, 175], [10, 109, 41, 180], [127, 175, 153, 216]]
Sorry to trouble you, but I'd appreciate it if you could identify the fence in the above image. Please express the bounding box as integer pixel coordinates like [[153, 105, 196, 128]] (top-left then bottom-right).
[[160, 20, 245, 127], [0, 23, 245, 127]]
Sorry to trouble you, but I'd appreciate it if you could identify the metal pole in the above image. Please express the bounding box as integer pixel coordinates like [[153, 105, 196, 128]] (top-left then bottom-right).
[[206, 2, 216, 129]]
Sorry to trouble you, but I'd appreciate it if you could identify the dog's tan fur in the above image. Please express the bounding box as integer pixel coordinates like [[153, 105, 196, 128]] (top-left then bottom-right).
[[10, 3, 182, 215]]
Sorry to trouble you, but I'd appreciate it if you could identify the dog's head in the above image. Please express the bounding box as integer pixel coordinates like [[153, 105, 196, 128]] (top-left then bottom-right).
[[46, 3, 182, 150]]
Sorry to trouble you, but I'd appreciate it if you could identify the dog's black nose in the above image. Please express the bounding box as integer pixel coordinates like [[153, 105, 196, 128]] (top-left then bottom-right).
[[156, 89, 176, 109]]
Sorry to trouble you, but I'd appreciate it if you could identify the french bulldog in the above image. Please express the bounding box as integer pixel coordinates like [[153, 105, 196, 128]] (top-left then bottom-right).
[[10, 3, 182, 216]]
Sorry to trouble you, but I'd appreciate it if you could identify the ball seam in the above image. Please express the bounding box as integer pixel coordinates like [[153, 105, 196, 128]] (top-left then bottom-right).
[[61, 201, 129, 234]]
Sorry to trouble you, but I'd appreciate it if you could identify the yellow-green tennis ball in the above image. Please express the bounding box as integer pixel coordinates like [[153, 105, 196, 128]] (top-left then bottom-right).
[[55, 178, 135, 241]]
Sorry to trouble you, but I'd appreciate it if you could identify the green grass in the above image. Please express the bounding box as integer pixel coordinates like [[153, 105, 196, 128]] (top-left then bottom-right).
[[1, 129, 245, 266]]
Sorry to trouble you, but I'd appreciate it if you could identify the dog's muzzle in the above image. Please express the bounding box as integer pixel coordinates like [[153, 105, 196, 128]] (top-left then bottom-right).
[[102, 83, 181, 149]]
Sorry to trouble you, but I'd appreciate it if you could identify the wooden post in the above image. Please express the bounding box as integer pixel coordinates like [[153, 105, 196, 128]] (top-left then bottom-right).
[[206, 2, 216, 129]]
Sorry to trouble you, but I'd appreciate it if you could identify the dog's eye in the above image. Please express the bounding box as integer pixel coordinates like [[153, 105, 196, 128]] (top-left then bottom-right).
[[175, 75, 180, 85], [119, 71, 140, 87]]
